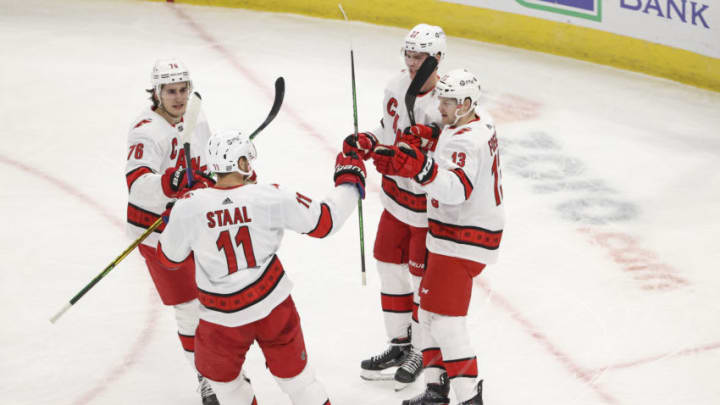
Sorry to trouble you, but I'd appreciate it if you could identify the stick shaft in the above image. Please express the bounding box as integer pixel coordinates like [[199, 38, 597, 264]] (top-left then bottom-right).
[[340, 3, 367, 285], [50, 218, 163, 323]]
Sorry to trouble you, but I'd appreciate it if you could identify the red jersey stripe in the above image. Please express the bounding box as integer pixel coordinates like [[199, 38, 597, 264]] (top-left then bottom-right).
[[451, 168, 474, 200], [127, 203, 166, 232], [125, 166, 153, 191], [198, 255, 285, 313], [307, 203, 333, 238], [428, 219, 502, 250], [381, 176, 427, 212]]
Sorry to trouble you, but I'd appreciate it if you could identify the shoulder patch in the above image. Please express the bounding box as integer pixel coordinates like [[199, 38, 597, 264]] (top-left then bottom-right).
[[134, 119, 152, 129]]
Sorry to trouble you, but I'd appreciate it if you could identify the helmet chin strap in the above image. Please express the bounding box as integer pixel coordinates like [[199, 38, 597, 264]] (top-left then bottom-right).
[[236, 159, 254, 176], [451, 102, 474, 126]]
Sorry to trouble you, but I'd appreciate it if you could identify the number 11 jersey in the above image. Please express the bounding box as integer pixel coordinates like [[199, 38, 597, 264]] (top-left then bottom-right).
[[158, 183, 359, 327]]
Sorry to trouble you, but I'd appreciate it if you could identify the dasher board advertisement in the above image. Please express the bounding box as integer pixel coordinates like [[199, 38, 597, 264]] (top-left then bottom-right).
[[441, 0, 718, 58]]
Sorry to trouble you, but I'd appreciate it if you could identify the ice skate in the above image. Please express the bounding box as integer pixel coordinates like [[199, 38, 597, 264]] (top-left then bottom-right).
[[394, 347, 423, 391], [401, 372, 450, 405], [360, 336, 410, 381], [458, 380, 484, 405], [197, 374, 220, 405]]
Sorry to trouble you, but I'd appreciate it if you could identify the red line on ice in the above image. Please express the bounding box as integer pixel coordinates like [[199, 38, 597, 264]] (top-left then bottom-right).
[[592, 341, 720, 374], [0, 154, 161, 405], [476, 279, 621, 404]]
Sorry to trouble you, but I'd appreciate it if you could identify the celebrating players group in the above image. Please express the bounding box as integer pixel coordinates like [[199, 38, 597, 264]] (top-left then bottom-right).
[[125, 23, 504, 405]]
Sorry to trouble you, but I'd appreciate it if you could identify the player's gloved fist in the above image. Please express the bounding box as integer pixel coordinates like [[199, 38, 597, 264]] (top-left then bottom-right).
[[161, 167, 214, 198], [404, 123, 441, 152], [371, 143, 419, 177], [334, 152, 367, 199], [343, 132, 378, 160], [372, 143, 438, 185], [371, 145, 401, 175], [193, 171, 216, 189]]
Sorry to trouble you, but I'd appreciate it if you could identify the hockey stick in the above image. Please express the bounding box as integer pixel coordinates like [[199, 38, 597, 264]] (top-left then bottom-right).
[[180, 91, 202, 186], [339, 3, 367, 286], [405, 56, 438, 126], [50, 92, 204, 324], [249, 77, 285, 140], [49, 218, 163, 323]]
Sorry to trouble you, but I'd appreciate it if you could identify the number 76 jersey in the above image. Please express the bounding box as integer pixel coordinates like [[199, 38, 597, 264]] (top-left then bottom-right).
[[157, 183, 359, 327], [421, 114, 506, 265]]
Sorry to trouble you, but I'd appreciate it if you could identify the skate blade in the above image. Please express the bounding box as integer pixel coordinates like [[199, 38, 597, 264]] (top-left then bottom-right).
[[394, 380, 411, 391], [360, 369, 396, 381]]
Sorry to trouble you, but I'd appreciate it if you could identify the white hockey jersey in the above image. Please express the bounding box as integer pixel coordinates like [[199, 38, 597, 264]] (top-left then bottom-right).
[[157, 183, 359, 327], [369, 70, 442, 228], [125, 106, 211, 247], [420, 114, 505, 264]]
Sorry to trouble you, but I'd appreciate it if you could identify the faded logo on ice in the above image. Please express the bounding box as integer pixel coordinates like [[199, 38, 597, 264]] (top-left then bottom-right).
[[502, 131, 687, 291]]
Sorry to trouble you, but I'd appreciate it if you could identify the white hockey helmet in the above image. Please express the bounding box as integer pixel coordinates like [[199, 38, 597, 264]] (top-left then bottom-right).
[[437, 69, 482, 109], [402, 24, 446, 61], [437, 69, 482, 123], [151, 59, 192, 104], [207, 130, 257, 176]]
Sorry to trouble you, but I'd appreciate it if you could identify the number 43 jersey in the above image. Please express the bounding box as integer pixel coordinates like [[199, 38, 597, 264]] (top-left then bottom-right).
[[421, 114, 506, 265], [157, 183, 359, 327]]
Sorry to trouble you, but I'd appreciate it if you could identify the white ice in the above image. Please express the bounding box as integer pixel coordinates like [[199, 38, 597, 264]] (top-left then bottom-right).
[[1, 0, 719, 404]]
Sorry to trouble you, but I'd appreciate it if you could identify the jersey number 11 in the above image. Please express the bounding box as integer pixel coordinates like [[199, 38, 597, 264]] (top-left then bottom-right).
[[216, 227, 257, 274]]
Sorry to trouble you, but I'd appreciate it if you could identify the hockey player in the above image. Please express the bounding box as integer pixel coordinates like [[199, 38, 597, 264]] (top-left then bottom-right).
[[372, 69, 504, 404], [157, 130, 367, 404], [125, 59, 218, 404], [343, 23, 446, 389]]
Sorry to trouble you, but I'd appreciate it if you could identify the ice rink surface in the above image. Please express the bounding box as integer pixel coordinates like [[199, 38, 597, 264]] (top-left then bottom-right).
[[1, 0, 719, 404]]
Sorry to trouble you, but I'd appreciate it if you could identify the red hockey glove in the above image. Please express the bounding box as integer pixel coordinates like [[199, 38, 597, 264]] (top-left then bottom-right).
[[398, 133, 422, 149], [334, 152, 367, 199], [343, 132, 378, 161], [371, 143, 438, 185], [192, 170, 216, 189], [161, 167, 215, 198], [403, 124, 441, 152], [370, 145, 402, 176]]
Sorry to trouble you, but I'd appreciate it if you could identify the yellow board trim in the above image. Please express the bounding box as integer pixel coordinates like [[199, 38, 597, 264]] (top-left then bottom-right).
[[153, 0, 719, 92]]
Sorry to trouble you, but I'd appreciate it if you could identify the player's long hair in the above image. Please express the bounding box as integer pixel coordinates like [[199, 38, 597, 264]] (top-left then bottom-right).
[[145, 89, 159, 108]]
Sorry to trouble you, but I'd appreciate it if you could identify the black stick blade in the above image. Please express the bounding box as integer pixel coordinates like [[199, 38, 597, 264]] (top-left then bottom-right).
[[405, 56, 438, 126], [250, 77, 285, 140]]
